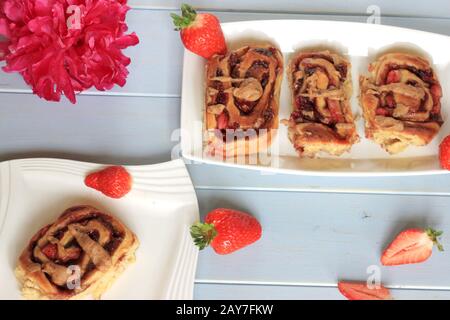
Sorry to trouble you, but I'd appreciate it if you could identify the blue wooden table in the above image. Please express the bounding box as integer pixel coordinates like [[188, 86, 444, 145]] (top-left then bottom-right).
[[1, 1, 450, 299]]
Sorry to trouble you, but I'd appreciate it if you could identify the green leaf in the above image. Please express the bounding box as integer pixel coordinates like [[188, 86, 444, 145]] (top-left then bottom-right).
[[190, 222, 218, 250], [170, 3, 197, 31], [426, 227, 444, 252]]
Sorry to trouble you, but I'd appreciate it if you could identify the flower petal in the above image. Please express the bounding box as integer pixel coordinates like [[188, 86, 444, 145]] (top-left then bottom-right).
[[113, 32, 139, 49], [34, 0, 55, 16], [3, 0, 25, 22], [0, 18, 10, 38]]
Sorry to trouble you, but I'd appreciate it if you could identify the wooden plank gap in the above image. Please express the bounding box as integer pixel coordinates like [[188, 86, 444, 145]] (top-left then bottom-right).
[[127, 5, 450, 21], [193, 185, 450, 197], [194, 279, 450, 291]]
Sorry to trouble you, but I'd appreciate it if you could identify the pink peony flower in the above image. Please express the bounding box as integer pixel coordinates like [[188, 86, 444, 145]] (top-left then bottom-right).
[[0, 0, 139, 103]]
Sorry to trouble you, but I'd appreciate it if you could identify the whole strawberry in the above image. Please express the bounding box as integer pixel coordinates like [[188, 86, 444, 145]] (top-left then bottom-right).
[[171, 4, 227, 59], [85, 166, 132, 199], [439, 135, 450, 170], [190, 208, 262, 255], [381, 228, 443, 266]]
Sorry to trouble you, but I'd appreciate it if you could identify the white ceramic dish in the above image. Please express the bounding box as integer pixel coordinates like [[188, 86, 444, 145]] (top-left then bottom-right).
[[0, 158, 199, 300], [180, 20, 450, 176]]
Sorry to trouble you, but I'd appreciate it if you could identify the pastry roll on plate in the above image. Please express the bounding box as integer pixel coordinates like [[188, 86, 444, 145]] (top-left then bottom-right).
[[15, 205, 139, 300], [360, 53, 443, 154], [204, 45, 283, 157], [283, 50, 359, 157]]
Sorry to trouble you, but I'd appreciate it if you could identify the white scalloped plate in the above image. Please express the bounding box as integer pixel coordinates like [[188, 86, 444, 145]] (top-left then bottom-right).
[[0, 158, 199, 300], [181, 20, 450, 176]]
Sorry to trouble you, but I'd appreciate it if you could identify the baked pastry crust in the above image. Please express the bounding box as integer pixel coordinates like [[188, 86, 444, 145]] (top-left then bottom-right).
[[15, 205, 139, 300], [204, 45, 283, 157], [360, 52, 443, 154], [283, 50, 358, 157]]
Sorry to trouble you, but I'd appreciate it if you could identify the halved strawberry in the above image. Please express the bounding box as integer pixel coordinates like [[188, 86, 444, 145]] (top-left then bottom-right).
[[381, 228, 444, 266], [338, 281, 392, 300], [385, 94, 396, 108]]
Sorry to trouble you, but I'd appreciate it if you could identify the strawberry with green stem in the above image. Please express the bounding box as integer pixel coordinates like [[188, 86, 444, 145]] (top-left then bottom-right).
[[381, 228, 443, 266], [171, 4, 227, 59], [191, 208, 262, 255]]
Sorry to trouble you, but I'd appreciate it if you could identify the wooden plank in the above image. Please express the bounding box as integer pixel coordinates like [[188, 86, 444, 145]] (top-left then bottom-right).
[[195, 189, 450, 289], [130, 0, 450, 19], [0, 93, 449, 194], [0, 11, 449, 196], [187, 164, 450, 195], [194, 283, 450, 300], [0, 94, 181, 165], [2, 11, 450, 96], [0, 6, 449, 298]]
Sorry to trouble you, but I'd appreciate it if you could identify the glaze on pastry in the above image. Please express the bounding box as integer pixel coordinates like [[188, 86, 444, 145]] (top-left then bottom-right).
[[359, 53, 443, 154], [283, 50, 358, 157], [204, 45, 283, 157], [15, 205, 139, 300]]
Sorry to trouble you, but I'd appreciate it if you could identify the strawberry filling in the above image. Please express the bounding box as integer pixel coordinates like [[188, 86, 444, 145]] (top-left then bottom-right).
[[216, 111, 229, 129], [376, 107, 391, 116], [386, 70, 401, 84], [41, 243, 58, 260], [381, 228, 443, 266], [327, 99, 344, 123]]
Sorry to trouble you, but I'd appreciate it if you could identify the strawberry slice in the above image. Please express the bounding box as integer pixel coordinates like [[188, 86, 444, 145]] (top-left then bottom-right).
[[41, 243, 58, 260], [327, 99, 344, 123], [338, 281, 392, 300], [216, 111, 229, 130], [376, 107, 391, 116], [171, 4, 227, 59], [381, 228, 444, 266], [385, 94, 396, 108], [431, 84, 442, 100], [386, 70, 401, 84]]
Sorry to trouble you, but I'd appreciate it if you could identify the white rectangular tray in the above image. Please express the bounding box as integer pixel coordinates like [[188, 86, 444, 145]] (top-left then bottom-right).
[[0, 158, 199, 300], [180, 20, 450, 176]]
